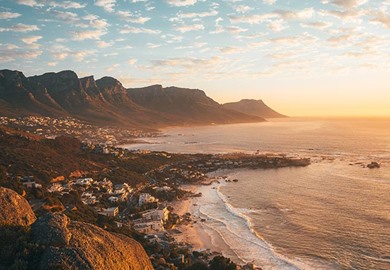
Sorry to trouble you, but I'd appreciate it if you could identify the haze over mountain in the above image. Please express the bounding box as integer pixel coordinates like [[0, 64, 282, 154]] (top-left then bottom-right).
[[223, 99, 287, 119], [0, 69, 264, 127]]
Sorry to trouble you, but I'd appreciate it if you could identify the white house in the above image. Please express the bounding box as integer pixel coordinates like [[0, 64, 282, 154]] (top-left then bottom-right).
[[76, 178, 94, 186], [98, 207, 119, 217], [138, 193, 158, 206], [133, 220, 164, 234], [108, 196, 119, 203]]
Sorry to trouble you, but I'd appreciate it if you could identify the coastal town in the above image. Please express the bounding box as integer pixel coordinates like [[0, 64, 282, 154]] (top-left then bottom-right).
[[2, 126, 311, 269], [0, 116, 158, 145]]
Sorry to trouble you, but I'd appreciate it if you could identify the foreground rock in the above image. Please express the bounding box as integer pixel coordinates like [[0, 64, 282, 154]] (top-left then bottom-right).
[[0, 187, 36, 226], [32, 213, 153, 270], [0, 187, 153, 270]]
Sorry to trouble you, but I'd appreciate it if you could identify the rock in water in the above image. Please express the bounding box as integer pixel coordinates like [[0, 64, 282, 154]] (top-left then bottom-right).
[[367, 162, 380, 169]]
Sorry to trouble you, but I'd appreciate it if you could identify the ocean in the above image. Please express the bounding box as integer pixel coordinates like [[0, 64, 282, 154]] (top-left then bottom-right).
[[125, 118, 390, 270]]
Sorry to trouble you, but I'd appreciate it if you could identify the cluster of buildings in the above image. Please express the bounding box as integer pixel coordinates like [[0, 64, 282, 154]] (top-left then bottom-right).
[[46, 176, 172, 235], [19, 176, 42, 189], [0, 116, 157, 145], [48, 177, 134, 205]]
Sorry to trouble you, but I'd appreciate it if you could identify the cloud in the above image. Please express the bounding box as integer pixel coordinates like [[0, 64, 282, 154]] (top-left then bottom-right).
[[370, 10, 390, 29], [219, 46, 244, 54], [128, 58, 138, 65], [47, 62, 58, 66], [151, 56, 221, 70], [47, 1, 87, 9], [234, 5, 253, 14], [73, 50, 95, 62], [319, 9, 365, 21], [230, 13, 277, 24], [119, 26, 161, 34], [263, 0, 277, 5], [83, 15, 109, 29], [0, 23, 40, 32], [106, 64, 119, 72], [226, 26, 248, 34], [175, 24, 204, 33], [327, 34, 353, 43], [147, 43, 162, 49], [331, 0, 367, 9], [166, 0, 198, 7], [95, 0, 116, 12], [117, 11, 150, 24], [175, 42, 207, 50], [52, 10, 79, 24], [72, 29, 107, 40], [0, 43, 42, 63], [274, 8, 315, 20], [300, 21, 332, 30], [177, 10, 218, 19], [0, 12, 22, 19], [230, 8, 314, 26], [15, 0, 42, 7], [21, 35, 42, 44], [267, 19, 288, 32], [96, 40, 113, 48]]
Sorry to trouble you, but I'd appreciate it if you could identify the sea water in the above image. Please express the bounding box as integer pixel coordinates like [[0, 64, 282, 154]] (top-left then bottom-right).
[[125, 118, 390, 270]]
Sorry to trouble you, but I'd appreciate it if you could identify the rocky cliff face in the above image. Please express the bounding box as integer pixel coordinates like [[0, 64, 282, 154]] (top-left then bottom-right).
[[128, 85, 264, 124], [0, 69, 264, 127], [0, 187, 153, 270]]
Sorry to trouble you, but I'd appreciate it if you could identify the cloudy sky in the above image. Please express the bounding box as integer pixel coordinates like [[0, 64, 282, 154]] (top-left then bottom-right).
[[0, 0, 389, 116]]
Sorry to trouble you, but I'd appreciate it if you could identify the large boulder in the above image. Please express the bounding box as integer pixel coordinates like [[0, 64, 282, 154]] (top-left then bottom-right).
[[0, 187, 153, 269], [0, 187, 36, 227], [32, 213, 153, 270]]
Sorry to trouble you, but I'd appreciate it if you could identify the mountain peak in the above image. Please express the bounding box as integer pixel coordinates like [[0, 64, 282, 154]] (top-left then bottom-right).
[[223, 99, 286, 118], [96, 76, 124, 90], [0, 69, 27, 82]]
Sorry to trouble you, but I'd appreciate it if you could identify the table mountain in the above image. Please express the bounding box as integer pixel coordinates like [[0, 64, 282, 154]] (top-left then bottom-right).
[[0, 69, 264, 127], [128, 85, 263, 125], [223, 99, 287, 118]]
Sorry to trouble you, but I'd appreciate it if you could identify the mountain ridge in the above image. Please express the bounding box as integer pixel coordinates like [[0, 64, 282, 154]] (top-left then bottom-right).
[[0, 69, 267, 127]]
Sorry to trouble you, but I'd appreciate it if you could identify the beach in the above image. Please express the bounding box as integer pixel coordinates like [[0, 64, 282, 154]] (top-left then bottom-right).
[[170, 182, 300, 269], [171, 185, 222, 252]]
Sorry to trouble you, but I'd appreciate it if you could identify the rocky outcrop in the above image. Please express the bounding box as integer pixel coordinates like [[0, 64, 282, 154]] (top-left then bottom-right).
[[0, 187, 36, 227], [0, 187, 153, 269], [33, 213, 153, 270]]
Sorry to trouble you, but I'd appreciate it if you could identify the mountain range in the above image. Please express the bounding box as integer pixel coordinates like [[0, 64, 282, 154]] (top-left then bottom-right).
[[0, 69, 285, 128]]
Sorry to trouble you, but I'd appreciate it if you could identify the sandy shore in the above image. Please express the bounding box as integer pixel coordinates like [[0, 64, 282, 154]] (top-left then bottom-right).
[[171, 185, 222, 252]]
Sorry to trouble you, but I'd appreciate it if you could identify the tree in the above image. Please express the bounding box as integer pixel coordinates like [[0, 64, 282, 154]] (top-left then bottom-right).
[[209, 256, 237, 270], [185, 261, 209, 270]]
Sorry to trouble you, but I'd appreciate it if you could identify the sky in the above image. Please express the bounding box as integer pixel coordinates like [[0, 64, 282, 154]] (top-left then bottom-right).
[[0, 0, 389, 117]]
